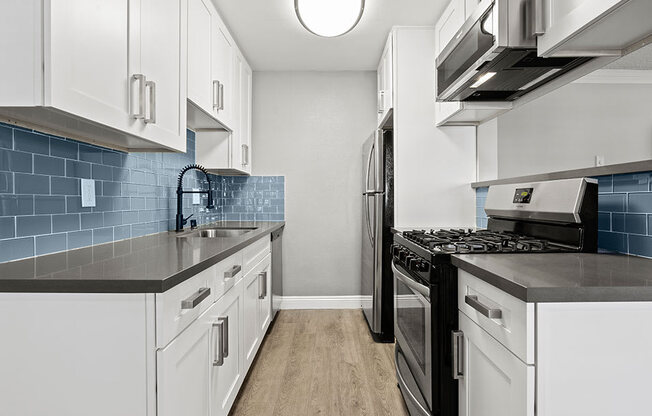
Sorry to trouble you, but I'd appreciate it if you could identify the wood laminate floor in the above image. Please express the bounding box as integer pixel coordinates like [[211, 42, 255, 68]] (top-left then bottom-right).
[[230, 309, 410, 416]]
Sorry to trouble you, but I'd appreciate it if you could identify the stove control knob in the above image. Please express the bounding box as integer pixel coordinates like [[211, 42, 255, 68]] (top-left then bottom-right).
[[408, 257, 419, 270], [399, 250, 408, 262], [418, 261, 430, 272], [391, 245, 400, 257]]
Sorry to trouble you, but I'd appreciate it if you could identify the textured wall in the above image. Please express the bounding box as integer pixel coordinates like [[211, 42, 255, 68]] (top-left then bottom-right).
[[0, 123, 283, 263]]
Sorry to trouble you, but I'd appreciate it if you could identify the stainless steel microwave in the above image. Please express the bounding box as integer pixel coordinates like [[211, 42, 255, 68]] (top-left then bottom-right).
[[436, 0, 591, 102]]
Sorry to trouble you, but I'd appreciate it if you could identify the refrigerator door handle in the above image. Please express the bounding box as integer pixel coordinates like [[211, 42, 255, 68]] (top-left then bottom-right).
[[364, 195, 374, 247], [365, 141, 375, 192]]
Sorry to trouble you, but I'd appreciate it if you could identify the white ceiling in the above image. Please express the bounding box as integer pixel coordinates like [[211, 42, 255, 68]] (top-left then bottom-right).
[[212, 0, 449, 71]]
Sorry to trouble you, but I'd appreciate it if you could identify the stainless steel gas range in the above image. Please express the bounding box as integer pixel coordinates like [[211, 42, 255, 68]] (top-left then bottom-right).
[[392, 178, 598, 416]]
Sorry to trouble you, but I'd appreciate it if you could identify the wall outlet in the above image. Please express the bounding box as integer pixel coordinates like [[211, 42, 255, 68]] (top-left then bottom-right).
[[81, 179, 96, 207], [192, 188, 200, 205], [595, 155, 605, 167]]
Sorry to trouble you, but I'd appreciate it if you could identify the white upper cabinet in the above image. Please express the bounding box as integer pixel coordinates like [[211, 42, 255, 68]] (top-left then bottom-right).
[[238, 56, 253, 175], [212, 20, 234, 127], [435, 0, 465, 58], [0, 0, 187, 152], [188, 0, 214, 114], [536, 0, 652, 58], [377, 34, 393, 124]]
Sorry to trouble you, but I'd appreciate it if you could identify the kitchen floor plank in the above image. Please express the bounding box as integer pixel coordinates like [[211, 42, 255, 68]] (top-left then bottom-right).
[[230, 310, 409, 416]]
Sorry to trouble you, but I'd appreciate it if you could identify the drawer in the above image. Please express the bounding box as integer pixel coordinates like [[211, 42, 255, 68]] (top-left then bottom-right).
[[156, 266, 216, 348], [213, 251, 244, 302], [243, 236, 271, 275], [458, 270, 535, 364]]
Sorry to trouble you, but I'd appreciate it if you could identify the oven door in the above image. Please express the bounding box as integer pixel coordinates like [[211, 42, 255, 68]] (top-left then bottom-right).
[[393, 261, 432, 412]]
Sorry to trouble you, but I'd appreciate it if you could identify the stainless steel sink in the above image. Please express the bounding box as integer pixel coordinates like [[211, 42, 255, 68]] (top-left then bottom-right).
[[178, 227, 257, 238]]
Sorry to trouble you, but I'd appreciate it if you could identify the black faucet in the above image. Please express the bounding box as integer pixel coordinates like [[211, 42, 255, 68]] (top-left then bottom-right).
[[176, 164, 215, 232]]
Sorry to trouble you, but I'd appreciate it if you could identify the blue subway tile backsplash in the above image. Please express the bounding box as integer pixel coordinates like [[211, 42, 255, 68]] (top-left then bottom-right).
[[476, 172, 652, 258], [0, 122, 284, 263]]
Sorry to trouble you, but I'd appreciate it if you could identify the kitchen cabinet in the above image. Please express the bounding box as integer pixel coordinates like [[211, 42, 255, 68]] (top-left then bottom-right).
[[0, 0, 187, 152], [536, 0, 652, 58], [435, 0, 465, 56], [243, 244, 272, 371], [212, 17, 234, 127], [377, 35, 393, 124]]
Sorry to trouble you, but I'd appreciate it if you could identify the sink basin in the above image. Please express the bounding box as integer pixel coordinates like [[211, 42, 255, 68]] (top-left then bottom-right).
[[179, 227, 257, 238]]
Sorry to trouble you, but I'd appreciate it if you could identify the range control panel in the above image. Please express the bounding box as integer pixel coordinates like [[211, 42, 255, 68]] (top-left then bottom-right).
[[513, 187, 533, 204]]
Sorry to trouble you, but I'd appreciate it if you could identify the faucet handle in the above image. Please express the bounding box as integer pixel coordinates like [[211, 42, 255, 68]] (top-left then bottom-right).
[[190, 219, 198, 229], [182, 214, 194, 226]]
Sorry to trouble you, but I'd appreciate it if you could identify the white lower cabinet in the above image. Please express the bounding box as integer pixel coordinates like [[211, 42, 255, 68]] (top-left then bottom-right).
[[243, 253, 272, 370], [457, 313, 535, 416]]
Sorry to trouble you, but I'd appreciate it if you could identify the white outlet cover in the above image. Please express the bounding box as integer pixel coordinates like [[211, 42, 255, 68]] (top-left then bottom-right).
[[81, 179, 96, 207], [595, 155, 605, 167], [192, 188, 200, 205]]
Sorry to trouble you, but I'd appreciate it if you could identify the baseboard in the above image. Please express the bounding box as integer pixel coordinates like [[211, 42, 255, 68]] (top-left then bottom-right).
[[279, 295, 372, 310]]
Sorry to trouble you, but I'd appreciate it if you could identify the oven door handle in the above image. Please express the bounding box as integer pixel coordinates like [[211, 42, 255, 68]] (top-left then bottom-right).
[[392, 262, 430, 298]]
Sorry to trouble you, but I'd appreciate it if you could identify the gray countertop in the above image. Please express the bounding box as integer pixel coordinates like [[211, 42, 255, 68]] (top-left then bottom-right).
[[0, 221, 284, 293], [452, 253, 652, 302]]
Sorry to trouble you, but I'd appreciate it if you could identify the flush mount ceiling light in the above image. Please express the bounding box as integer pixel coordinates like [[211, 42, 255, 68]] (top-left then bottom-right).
[[295, 0, 365, 38]]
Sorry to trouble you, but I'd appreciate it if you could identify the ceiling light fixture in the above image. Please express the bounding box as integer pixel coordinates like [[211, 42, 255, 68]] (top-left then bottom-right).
[[295, 0, 365, 38]]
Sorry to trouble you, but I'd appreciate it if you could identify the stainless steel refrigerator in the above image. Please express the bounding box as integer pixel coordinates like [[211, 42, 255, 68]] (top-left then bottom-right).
[[361, 128, 393, 342]]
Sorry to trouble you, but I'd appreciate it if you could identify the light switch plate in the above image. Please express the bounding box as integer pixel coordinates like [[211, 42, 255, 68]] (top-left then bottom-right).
[[595, 155, 605, 167], [192, 188, 200, 205], [81, 179, 96, 207]]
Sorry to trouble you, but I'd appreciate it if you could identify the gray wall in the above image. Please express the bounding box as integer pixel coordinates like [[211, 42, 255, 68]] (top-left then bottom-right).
[[477, 81, 652, 180], [251, 71, 376, 296]]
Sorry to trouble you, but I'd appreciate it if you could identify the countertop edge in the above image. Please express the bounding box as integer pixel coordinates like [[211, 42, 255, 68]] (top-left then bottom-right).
[[451, 255, 529, 301]]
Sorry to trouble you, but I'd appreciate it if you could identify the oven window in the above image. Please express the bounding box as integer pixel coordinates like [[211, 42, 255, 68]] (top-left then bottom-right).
[[396, 277, 428, 373], [437, 7, 495, 98]]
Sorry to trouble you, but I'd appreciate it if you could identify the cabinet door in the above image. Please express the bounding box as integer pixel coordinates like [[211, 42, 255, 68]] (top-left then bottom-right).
[[239, 60, 253, 174], [377, 34, 393, 122], [464, 0, 480, 19], [377, 58, 385, 121], [435, 0, 466, 58], [139, 0, 187, 151], [208, 278, 244, 416], [537, 0, 629, 57], [157, 310, 211, 416], [458, 313, 534, 416], [231, 53, 243, 169], [188, 0, 213, 114], [257, 255, 272, 335], [242, 268, 260, 370], [48, 0, 138, 136], [212, 20, 233, 126]]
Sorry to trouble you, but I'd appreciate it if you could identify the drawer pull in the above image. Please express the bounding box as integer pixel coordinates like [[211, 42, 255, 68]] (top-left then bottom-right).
[[258, 271, 268, 299], [181, 287, 211, 310], [224, 265, 242, 279], [212, 316, 228, 366], [452, 331, 464, 380], [465, 295, 502, 319]]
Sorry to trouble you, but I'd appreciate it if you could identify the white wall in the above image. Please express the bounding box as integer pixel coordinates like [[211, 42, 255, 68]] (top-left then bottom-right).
[[251, 71, 376, 296], [477, 81, 652, 179], [477, 118, 498, 181]]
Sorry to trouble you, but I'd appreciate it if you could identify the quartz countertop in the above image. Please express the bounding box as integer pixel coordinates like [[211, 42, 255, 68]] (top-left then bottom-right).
[[452, 252, 652, 302], [0, 222, 284, 293]]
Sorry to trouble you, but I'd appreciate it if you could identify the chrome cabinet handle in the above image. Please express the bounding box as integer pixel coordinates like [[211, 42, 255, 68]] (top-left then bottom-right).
[[258, 271, 267, 299], [241, 144, 249, 166], [378, 90, 384, 114], [212, 317, 228, 366], [131, 74, 146, 119], [213, 80, 220, 109], [465, 295, 502, 319], [181, 287, 211, 309], [144, 80, 156, 124], [452, 331, 464, 380], [224, 265, 241, 279], [530, 0, 545, 36], [218, 83, 225, 110]]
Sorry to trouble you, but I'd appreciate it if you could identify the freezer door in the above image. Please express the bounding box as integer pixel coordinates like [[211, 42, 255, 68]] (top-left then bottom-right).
[[362, 193, 384, 334]]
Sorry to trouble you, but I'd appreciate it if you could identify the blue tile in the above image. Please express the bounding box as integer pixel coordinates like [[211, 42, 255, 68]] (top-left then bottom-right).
[[598, 212, 610, 231], [0, 172, 12, 193], [598, 194, 626, 212], [79, 144, 103, 164], [0, 237, 34, 262], [15, 173, 49, 194], [52, 214, 80, 233], [35, 195, 66, 214], [0, 126, 12, 149], [93, 196, 113, 212], [613, 173, 649, 193], [14, 130, 49, 155], [650, 215, 652, 235], [50, 138, 78, 159], [34, 154, 64, 176], [104, 211, 123, 226], [628, 193, 652, 213], [91, 164, 113, 181], [0, 149, 32, 173], [66, 196, 91, 213], [131, 197, 146, 210], [102, 151, 123, 167], [35, 233, 67, 255], [0, 217, 15, 239], [51, 177, 79, 195], [596, 175, 612, 193], [114, 225, 131, 240], [132, 222, 158, 237], [81, 212, 103, 229], [629, 234, 652, 258], [102, 181, 121, 196], [598, 231, 627, 253], [93, 227, 113, 244], [67, 230, 92, 249], [625, 214, 647, 235], [65, 160, 91, 179], [123, 211, 139, 224], [16, 215, 51, 237], [612, 213, 625, 232], [113, 197, 130, 210]]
